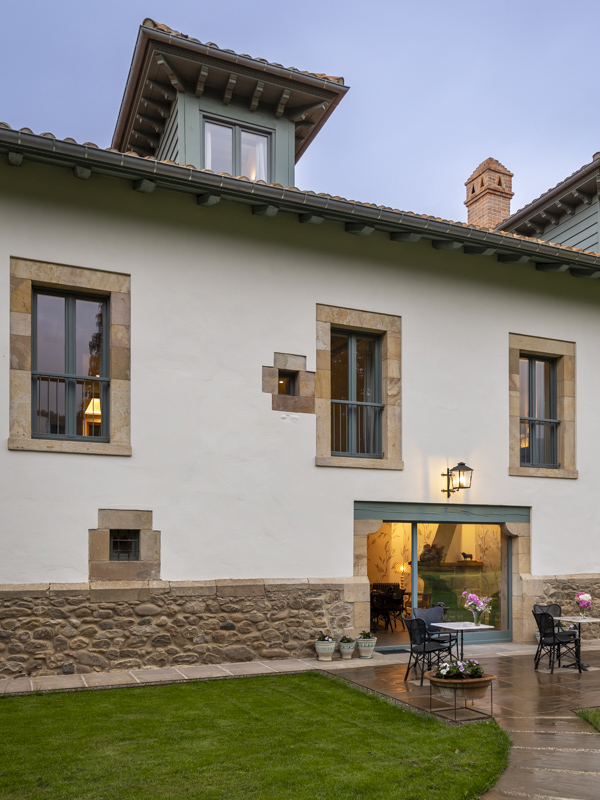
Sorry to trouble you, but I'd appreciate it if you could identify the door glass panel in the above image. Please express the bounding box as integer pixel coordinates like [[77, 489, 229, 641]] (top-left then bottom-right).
[[36, 294, 65, 374], [534, 359, 552, 418], [204, 122, 233, 174], [76, 299, 104, 377], [356, 337, 377, 403], [240, 130, 268, 181], [418, 523, 509, 631]]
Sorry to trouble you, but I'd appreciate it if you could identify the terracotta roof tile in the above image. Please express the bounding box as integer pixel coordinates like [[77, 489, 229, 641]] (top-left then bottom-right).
[[142, 19, 346, 86], [2, 120, 600, 257]]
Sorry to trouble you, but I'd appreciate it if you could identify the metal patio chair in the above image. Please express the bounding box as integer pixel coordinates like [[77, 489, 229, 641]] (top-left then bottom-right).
[[402, 616, 452, 685], [532, 610, 581, 674], [413, 606, 458, 659]]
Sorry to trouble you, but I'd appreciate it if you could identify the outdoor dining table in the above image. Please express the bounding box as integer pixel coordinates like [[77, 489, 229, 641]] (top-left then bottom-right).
[[556, 616, 600, 671], [431, 621, 495, 661]]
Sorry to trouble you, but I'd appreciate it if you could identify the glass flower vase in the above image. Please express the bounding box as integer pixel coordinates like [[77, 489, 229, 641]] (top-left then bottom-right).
[[472, 610, 482, 626]]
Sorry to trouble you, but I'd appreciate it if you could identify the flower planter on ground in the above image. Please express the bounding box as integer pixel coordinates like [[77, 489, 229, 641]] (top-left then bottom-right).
[[314, 637, 336, 661], [425, 671, 497, 700], [338, 638, 356, 660], [356, 631, 377, 658]]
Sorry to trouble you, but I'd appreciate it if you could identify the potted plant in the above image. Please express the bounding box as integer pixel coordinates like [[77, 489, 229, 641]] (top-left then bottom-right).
[[356, 630, 377, 659], [461, 590, 492, 626], [338, 635, 356, 660], [314, 632, 336, 661], [425, 659, 496, 700]]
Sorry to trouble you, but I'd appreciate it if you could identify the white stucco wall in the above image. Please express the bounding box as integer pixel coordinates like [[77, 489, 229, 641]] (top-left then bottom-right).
[[2, 161, 600, 583]]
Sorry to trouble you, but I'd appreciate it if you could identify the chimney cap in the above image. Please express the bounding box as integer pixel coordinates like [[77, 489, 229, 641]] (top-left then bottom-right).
[[465, 157, 514, 186]]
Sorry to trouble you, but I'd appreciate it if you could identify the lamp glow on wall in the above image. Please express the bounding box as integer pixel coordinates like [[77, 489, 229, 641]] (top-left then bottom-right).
[[393, 561, 410, 589], [441, 461, 474, 498]]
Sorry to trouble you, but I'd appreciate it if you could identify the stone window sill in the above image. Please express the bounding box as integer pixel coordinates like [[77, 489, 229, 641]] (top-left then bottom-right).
[[8, 438, 132, 456], [316, 456, 404, 470], [508, 466, 578, 480]]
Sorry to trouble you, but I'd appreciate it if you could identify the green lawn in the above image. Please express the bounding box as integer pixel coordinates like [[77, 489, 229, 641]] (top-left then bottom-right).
[[0, 672, 509, 800], [578, 707, 600, 731]]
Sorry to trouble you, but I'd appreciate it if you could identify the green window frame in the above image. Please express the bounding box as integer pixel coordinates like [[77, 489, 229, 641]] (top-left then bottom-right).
[[331, 329, 383, 458], [519, 354, 559, 468], [31, 288, 110, 442], [201, 114, 273, 181]]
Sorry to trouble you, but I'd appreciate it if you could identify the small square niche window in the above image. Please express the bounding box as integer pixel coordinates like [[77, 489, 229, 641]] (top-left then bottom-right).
[[110, 530, 140, 561], [278, 371, 297, 396]]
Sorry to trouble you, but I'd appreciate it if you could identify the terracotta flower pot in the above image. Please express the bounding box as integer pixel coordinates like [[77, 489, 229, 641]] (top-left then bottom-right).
[[424, 671, 496, 700]]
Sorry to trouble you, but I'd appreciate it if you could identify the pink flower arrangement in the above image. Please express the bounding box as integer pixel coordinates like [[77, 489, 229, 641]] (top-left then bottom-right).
[[462, 591, 492, 614], [576, 591, 592, 613]]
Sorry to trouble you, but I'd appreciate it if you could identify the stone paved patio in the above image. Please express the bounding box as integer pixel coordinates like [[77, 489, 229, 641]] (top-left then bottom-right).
[[2, 641, 600, 799]]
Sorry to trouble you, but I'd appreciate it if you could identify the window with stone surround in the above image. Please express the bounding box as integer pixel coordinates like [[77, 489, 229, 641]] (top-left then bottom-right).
[[509, 333, 576, 479], [9, 258, 131, 456], [89, 510, 160, 580], [316, 304, 402, 470]]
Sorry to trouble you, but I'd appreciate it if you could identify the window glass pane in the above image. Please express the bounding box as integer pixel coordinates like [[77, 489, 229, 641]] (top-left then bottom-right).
[[356, 337, 378, 403], [76, 379, 102, 437], [519, 357, 529, 417], [240, 130, 268, 181], [34, 376, 66, 435], [331, 333, 349, 400], [36, 294, 65, 374], [76, 299, 104, 377], [205, 122, 233, 174], [534, 359, 552, 419], [331, 402, 349, 453]]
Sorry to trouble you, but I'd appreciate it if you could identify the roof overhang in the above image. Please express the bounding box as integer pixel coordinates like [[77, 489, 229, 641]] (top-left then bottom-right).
[[3, 126, 600, 279], [112, 21, 348, 163], [498, 159, 600, 237]]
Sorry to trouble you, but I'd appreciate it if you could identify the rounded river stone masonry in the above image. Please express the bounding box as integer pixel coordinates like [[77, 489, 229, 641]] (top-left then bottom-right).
[[0, 580, 361, 677]]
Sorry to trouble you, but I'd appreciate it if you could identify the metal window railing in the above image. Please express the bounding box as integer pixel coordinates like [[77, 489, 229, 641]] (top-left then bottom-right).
[[331, 399, 384, 458], [32, 373, 109, 440], [519, 417, 560, 468]]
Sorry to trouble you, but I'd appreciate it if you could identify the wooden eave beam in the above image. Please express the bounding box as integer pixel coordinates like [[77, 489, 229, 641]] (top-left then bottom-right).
[[497, 254, 530, 264], [463, 245, 496, 256], [73, 165, 91, 180], [197, 193, 221, 207], [288, 102, 327, 123], [155, 54, 186, 92], [195, 66, 209, 98], [432, 240, 462, 250], [252, 204, 278, 217], [146, 79, 177, 102], [249, 81, 264, 112], [299, 213, 324, 224], [570, 267, 600, 278], [572, 189, 592, 205], [540, 210, 558, 225], [525, 221, 543, 236], [135, 114, 165, 135], [132, 129, 159, 150], [133, 179, 157, 194], [140, 96, 172, 118], [345, 223, 374, 236], [535, 262, 569, 273], [223, 74, 237, 105], [390, 231, 422, 243], [555, 200, 574, 216], [275, 89, 291, 119], [7, 152, 23, 166]]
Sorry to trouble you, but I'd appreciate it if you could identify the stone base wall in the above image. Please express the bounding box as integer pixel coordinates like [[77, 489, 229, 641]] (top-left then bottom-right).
[[0, 577, 370, 677], [515, 573, 600, 643]]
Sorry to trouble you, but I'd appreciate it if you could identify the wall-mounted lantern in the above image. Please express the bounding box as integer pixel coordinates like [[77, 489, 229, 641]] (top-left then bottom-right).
[[442, 462, 473, 498]]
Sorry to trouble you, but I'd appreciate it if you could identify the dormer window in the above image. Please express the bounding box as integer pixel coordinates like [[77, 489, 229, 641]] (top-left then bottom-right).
[[203, 118, 270, 181]]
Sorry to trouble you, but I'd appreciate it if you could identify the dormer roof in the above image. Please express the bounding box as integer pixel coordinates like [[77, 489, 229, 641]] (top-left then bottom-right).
[[112, 19, 349, 162]]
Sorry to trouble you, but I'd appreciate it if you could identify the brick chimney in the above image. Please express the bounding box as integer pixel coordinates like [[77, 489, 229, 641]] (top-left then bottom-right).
[[465, 158, 514, 228]]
